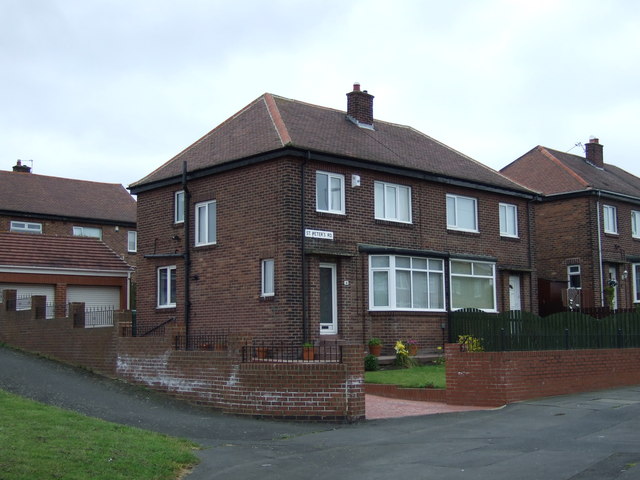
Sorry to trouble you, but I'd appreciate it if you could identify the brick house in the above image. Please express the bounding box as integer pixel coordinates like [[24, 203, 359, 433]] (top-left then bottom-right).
[[130, 84, 536, 350], [501, 138, 640, 313], [0, 162, 136, 312]]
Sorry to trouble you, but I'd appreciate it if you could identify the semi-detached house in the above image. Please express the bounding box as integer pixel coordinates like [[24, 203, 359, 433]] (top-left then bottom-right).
[[130, 84, 537, 351]]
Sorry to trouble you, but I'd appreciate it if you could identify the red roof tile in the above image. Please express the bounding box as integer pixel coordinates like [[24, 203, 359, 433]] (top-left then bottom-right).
[[0, 171, 136, 224], [131, 92, 529, 194], [0, 233, 132, 274]]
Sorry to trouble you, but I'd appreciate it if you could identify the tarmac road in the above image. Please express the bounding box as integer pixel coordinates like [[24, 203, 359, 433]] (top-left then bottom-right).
[[1, 345, 640, 479]]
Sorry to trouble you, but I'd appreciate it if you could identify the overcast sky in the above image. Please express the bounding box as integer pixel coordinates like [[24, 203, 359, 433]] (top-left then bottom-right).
[[2, 0, 639, 190]]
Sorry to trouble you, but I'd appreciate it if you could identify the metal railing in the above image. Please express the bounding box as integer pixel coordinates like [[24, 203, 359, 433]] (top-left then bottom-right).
[[241, 342, 342, 363], [174, 334, 228, 351]]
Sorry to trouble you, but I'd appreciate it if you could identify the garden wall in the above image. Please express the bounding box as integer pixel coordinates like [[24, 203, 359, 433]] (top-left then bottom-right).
[[445, 343, 640, 406]]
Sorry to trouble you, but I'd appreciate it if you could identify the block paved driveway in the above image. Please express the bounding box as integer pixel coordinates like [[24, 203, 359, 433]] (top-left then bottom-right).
[[1, 345, 640, 480]]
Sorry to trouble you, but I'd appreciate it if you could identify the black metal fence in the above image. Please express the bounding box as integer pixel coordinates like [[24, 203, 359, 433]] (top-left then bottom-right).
[[449, 308, 640, 352], [241, 342, 342, 363]]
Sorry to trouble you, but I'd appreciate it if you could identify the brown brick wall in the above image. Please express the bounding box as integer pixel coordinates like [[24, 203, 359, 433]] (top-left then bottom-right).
[[445, 343, 640, 406], [136, 157, 536, 348]]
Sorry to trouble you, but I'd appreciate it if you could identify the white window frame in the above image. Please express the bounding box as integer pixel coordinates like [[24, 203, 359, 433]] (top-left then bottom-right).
[[450, 259, 497, 312], [603, 205, 618, 234], [157, 265, 176, 308], [316, 171, 345, 214], [633, 264, 640, 303], [632, 210, 640, 239], [368, 255, 445, 312], [446, 194, 478, 232], [499, 203, 518, 238], [374, 181, 412, 223], [127, 231, 137, 253], [175, 191, 185, 224], [10, 221, 42, 234], [73, 226, 102, 239], [195, 200, 217, 246], [568, 264, 581, 289], [261, 259, 275, 297]]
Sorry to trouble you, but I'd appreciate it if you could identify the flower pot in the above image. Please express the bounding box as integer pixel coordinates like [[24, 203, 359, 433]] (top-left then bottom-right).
[[369, 344, 382, 356], [303, 347, 315, 361], [408, 344, 418, 356], [255, 347, 268, 359]]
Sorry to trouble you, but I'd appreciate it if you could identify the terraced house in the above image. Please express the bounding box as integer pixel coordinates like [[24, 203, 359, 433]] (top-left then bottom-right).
[[130, 84, 537, 351]]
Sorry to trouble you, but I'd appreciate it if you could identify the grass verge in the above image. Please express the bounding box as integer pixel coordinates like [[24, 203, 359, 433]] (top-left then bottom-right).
[[0, 389, 199, 480], [364, 363, 446, 388]]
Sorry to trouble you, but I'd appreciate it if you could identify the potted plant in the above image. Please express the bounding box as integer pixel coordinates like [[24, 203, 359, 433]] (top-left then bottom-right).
[[302, 342, 315, 361], [406, 339, 419, 356], [368, 338, 382, 356], [255, 346, 268, 359]]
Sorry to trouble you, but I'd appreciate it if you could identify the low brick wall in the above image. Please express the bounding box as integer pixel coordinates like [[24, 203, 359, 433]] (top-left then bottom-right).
[[445, 343, 640, 407]]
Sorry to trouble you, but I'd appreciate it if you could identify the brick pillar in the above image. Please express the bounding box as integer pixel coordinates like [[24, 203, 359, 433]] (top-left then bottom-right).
[[70, 302, 86, 328], [2, 289, 17, 312], [342, 344, 366, 421], [32, 295, 47, 320]]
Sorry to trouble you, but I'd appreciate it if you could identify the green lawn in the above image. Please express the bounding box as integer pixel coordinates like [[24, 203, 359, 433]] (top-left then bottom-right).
[[364, 364, 446, 388], [0, 389, 199, 480]]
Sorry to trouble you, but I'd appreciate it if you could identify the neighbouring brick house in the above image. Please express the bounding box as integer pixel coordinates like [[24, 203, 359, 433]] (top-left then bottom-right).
[[0, 162, 137, 312], [130, 84, 537, 350], [501, 138, 640, 314]]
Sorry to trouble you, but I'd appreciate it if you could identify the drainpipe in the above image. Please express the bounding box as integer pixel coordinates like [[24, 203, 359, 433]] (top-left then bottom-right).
[[596, 192, 604, 307], [527, 199, 535, 311], [301, 152, 309, 342], [182, 161, 191, 341]]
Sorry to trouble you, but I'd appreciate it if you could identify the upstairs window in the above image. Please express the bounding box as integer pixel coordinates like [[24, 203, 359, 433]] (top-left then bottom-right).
[[261, 259, 275, 297], [446, 194, 478, 232], [73, 226, 102, 239], [195, 200, 216, 246], [632, 211, 640, 239], [127, 231, 137, 253], [374, 181, 411, 223], [603, 205, 618, 234], [175, 191, 185, 224], [157, 265, 176, 308], [499, 203, 518, 237], [316, 171, 345, 214], [450, 260, 496, 311], [10, 221, 42, 234]]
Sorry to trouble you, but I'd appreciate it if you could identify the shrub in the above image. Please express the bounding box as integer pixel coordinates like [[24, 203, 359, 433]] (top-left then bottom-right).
[[364, 354, 379, 371], [458, 335, 484, 352]]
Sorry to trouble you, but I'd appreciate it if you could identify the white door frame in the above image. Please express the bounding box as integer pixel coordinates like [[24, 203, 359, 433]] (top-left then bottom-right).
[[319, 263, 338, 335]]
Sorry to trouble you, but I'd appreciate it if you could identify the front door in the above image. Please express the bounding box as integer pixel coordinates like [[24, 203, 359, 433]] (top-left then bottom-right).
[[319, 263, 337, 335], [508, 274, 521, 311]]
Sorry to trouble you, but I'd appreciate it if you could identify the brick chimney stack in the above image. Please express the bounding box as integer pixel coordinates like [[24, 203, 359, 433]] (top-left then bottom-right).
[[585, 137, 604, 168], [346, 83, 374, 128], [12, 160, 31, 173]]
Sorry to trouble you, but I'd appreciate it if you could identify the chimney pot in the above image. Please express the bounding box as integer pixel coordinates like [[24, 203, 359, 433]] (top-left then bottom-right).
[[353, 82, 361, 92]]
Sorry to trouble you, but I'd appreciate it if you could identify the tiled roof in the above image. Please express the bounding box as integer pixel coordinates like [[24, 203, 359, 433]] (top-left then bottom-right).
[[0, 171, 136, 224], [0, 233, 132, 273], [131, 93, 530, 194], [501, 146, 640, 198]]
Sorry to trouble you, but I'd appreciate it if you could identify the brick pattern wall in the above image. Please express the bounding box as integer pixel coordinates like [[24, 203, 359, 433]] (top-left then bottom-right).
[[445, 343, 640, 407], [136, 157, 536, 350]]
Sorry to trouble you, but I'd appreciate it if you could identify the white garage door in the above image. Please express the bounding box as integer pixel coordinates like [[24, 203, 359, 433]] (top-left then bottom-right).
[[0, 283, 55, 317], [67, 286, 120, 328]]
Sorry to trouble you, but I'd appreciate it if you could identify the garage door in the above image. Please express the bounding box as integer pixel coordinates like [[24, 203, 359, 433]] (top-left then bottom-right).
[[67, 286, 121, 328], [0, 283, 55, 318]]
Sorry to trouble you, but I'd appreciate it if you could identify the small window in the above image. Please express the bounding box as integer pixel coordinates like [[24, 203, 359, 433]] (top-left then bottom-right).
[[632, 211, 640, 239], [603, 205, 618, 234], [73, 226, 102, 239], [450, 259, 496, 311], [175, 191, 184, 224], [261, 259, 275, 297], [195, 200, 216, 246], [10, 221, 42, 234], [157, 265, 176, 308], [499, 203, 518, 237], [127, 231, 137, 253], [374, 181, 412, 223], [568, 265, 581, 289], [446, 194, 478, 232], [316, 171, 345, 214]]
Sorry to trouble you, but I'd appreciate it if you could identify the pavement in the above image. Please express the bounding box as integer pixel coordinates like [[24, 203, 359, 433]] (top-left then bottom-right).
[[1, 345, 640, 479]]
